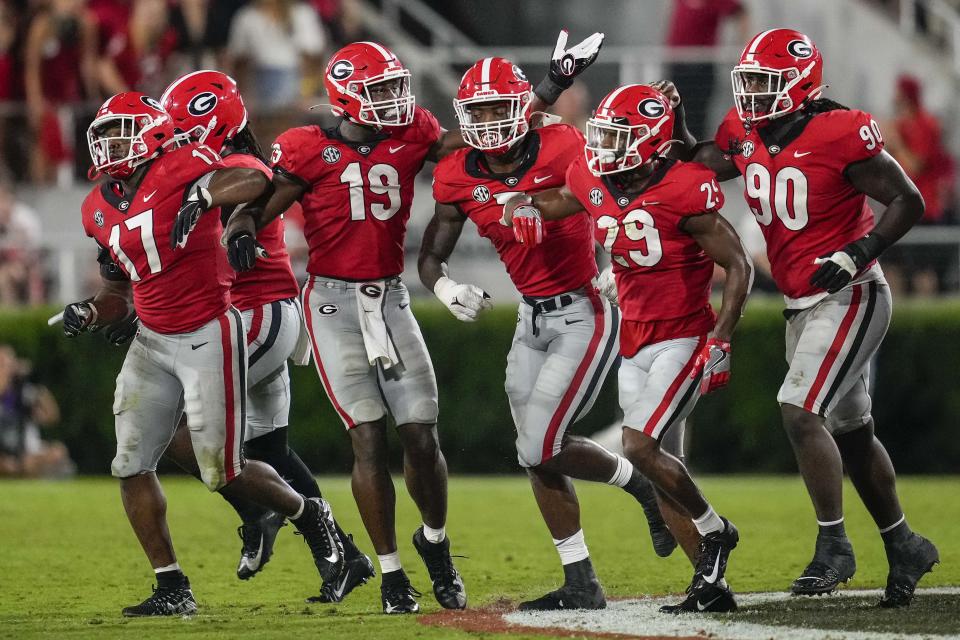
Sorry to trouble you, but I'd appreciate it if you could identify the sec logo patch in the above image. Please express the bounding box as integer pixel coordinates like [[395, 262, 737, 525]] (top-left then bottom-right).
[[322, 146, 342, 164], [589, 188, 603, 206], [473, 185, 491, 203], [741, 141, 754, 158], [94, 210, 104, 227]]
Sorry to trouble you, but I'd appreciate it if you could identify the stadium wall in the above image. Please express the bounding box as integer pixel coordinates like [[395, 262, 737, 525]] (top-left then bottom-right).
[[2, 298, 958, 475]]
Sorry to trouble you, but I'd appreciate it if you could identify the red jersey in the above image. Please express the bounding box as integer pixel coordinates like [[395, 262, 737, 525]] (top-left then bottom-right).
[[566, 156, 721, 354], [271, 106, 442, 280], [715, 106, 883, 301], [81, 143, 230, 334], [220, 152, 299, 310], [432, 124, 596, 297]]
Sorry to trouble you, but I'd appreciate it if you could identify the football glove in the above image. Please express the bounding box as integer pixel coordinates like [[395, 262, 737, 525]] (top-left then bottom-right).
[[536, 30, 605, 103], [104, 312, 139, 346], [433, 276, 492, 323], [511, 205, 544, 247], [63, 300, 98, 337], [170, 185, 213, 250], [809, 233, 888, 294], [691, 337, 731, 394], [226, 230, 268, 272], [597, 265, 618, 305]]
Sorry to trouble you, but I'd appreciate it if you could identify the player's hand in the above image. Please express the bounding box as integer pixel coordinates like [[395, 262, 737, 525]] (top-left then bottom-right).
[[104, 312, 139, 346], [170, 185, 213, 250], [62, 300, 98, 337], [649, 80, 681, 109], [691, 337, 731, 394], [511, 205, 544, 246], [226, 231, 268, 272], [809, 241, 869, 293], [597, 265, 618, 305], [548, 29, 605, 89], [433, 276, 493, 322]]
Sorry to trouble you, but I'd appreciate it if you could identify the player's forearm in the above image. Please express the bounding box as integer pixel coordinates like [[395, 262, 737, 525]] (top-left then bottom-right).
[[712, 256, 752, 343], [91, 281, 133, 326], [870, 191, 924, 252], [207, 169, 270, 209], [531, 189, 583, 221], [417, 252, 449, 292], [670, 103, 698, 157]]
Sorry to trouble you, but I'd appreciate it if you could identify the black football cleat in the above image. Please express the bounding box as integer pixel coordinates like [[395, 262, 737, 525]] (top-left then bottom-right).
[[659, 581, 738, 614], [624, 473, 677, 558], [878, 533, 939, 608], [517, 559, 606, 611], [122, 583, 197, 617], [308, 533, 376, 603], [791, 534, 856, 596], [237, 511, 286, 580], [412, 527, 467, 610], [381, 570, 422, 614], [293, 497, 344, 583]]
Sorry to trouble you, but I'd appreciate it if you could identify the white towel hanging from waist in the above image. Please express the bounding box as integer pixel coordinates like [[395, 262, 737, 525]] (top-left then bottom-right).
[[356, 281, 401, 370]]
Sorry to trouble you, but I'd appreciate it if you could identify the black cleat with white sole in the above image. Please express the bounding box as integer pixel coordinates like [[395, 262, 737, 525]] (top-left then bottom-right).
[[381, 570, 421, 614], [308, 533, 375, 603], [791, 534, 856, 596], [879, 533, 939, 608], [659, 581, 737, 614], [517, 559, 606, 611], [412, 527, 467, 609], [122, 583, 197, 617], [237, 511, 286, 580], [293, 497, 344, 583], [661, 517, 739, 614]]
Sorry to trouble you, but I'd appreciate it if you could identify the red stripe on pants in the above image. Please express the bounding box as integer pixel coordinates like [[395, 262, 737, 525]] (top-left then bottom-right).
[[246, 305, 264, 346], [540, 290, 605, 463], [303, 278, 356, 428], [803, 285, 863, 412], [643, 334, 707, 436], [218, 313, 238, 482]]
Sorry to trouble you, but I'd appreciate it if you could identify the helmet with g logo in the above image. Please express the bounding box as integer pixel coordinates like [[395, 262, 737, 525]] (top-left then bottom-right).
[[584, 84, 675, 176], [87, 92, 176, 179], [453, 57, 533, 155], [324, 41, 415, 128], [160, 70, 248, 153]]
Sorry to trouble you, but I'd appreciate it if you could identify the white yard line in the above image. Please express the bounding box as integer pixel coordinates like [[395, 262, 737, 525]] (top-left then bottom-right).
[[504, 588, 960, 640]]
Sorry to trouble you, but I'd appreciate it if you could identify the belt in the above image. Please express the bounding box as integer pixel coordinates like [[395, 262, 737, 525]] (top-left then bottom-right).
[[312, 276, 402, 291], [522, 293, 576, 337]]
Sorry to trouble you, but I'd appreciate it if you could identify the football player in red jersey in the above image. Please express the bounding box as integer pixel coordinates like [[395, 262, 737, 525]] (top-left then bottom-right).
[[669, 29, 938, 606], [222, 34, 603, 614], [422, 57, 679, 611], [61, 92, 346, 616], [503, 84, 752, 613], [158, 70, 375, 599]]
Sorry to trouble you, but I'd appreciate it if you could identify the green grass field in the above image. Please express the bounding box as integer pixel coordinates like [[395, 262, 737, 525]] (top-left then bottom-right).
[[1, 475, 957, 639]]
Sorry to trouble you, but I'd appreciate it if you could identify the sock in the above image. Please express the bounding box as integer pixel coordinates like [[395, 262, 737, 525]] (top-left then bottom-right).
[[155, 564, 187, 589], [378, 552, 402, 574], [880, 516, 911, 546], [606, 455, 634, 488], [553, 529, 590, 565], [422, 523, 446, 544], [221, 491, 271, 525], [817, 517, 846, 538], [693, 506, 724, 536], [246, 428, 322, 500], [289, 495, 307, 521]]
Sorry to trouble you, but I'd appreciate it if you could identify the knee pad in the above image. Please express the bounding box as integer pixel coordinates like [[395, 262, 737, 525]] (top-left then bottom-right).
[[347, 398, 387, 424], [111, 451, 151, 479], [515, 434, 544, 469], [193, 446, 229, 491], [402, 398, 439, 425]]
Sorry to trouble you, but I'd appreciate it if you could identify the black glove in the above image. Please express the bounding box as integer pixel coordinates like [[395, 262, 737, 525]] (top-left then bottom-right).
[[226, 230, 268, 272], [104, 312, 139, 346], [63, 301, 98, 337], [809, 233, 888, 294], [170, 185, 213, 250], [535, 30, 605, 104]]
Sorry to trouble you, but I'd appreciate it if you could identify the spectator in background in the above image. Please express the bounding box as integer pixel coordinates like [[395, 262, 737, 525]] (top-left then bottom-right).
[[227, 0, 326, 110], [0, 176, 45, 306], [0, 1, 21, 179], [97, 0, 182, 97], [0, 345, 72, 478], [665, 0, 750, 139], [24, 0, 99, 183]]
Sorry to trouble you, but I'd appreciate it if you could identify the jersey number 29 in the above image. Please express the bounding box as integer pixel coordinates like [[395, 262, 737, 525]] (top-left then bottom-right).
[[597, 210, 662, 267]]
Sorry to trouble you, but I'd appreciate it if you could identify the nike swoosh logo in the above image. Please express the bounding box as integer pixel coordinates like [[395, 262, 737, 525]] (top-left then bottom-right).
[[533, 175, 553, 184], [793, 151, 812, 158], [697, 594, 723, 611], [324, 527, 340, 564], [703, 548, 723, 584], [564, 319, 583, 325], [399, 303, 409, 310], [142, 190, 158, 202], [385, 602, 398, 613], [641, 200, 660, 206], [191, 342, 208, 350], [389, 145, 406, 153]]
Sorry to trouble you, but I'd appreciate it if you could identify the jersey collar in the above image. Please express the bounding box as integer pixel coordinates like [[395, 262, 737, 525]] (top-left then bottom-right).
[[755, 110, 816, 155], [602, 157, 675, 208], [324, 122, 390, 155], [464, 131, 541, 186]]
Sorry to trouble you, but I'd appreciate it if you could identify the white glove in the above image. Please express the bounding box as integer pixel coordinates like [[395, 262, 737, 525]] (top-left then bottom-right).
[[549, 30, 605, 88], [597, 265, 618, 305], [434, 276, 492, 322]]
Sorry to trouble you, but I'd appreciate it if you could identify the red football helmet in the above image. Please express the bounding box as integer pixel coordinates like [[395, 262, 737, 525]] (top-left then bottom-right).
[[160, 70, 248, 153], [453, 57, 533, 155], [585, 84, 674, 176], [731, 28, 824, 124], [324, 41, 415, 128], [87, 92, 176, 179]]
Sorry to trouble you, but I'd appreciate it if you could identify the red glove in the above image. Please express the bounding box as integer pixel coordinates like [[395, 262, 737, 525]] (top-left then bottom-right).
[[691, 337, 731, 394], [512, 204, 544, 247]]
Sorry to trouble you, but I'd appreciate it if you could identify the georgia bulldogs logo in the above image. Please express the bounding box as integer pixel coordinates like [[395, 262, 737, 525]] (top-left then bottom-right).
[[637, 98, 666, 118], [787, 39, 813, 59], [317, 304, 339, 315], [140, 96, 163, 110], [473, 185, 491, 203], [187, 92, 218, 116], [559, 54, 576, 76], [512, 64, 527, 81], [589, 188, 603, 206], [330, 60, 355, 81], [360, 284, 382, 298], [322, 146, 341, 164], [271, 143, 282, 164]]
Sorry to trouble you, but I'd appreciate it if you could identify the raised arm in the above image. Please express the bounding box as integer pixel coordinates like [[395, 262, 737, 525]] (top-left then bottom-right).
[[809, 150, 924, 293], [170, 166, 271, 249]]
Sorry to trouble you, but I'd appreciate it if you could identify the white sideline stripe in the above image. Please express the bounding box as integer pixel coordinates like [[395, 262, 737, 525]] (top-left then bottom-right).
[[504, 588, 960, 640]]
